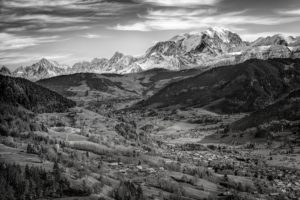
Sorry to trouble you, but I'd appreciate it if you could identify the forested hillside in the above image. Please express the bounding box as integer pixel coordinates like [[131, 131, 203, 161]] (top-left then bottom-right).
[[0, 75, 75, 136], [231, 89, 300, 130], [140, 59, 300, 114]]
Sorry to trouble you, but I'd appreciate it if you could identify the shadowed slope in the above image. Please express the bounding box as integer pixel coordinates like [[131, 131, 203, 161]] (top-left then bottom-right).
[[140, 59, 300, 114]]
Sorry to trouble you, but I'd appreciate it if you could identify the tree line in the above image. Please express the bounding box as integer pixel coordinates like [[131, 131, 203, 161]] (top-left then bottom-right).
[[0, 162, 90, 200]]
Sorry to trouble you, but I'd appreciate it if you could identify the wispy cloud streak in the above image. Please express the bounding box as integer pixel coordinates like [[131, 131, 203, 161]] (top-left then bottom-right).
[[81, 33, 106, 39], [136, 0, 221, 6], [113, 8, 300, 31], [0, 33, 60, 51]]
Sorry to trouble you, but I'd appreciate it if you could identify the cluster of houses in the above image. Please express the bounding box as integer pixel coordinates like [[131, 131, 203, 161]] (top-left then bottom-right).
[[160, 142, 300, 198]]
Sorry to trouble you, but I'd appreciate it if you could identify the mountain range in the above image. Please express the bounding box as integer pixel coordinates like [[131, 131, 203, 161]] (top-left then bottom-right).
[[3, 27, 300, 81]]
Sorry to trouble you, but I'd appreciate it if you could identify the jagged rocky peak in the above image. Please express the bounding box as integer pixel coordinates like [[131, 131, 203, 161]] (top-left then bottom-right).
[[30, 58, 65, 72], [204, 27, 231, 42], [71, 58, 108, 73], [40, 57, 50, 64], [38, 58, 59, 67], [12, 58, 68, 81], [72, 61, 90, 68], [171, 27, 242, 42], [108, 52, 136, 66], [205, 27, 243, 43], [7, 27, 300, 80], [0, 66, 11, 76], [167, 27, 245, 53], [110, 51, 124, 61], [91, 57, 108, 65], [145, 41, 180, 57], [104, 52, 137, 72], [251, 34, 297, 47]]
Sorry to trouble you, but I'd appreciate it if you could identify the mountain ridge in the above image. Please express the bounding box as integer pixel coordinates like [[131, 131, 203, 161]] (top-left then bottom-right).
[[230, 88, 300, 131], [9, 27, 300, 80], [0, 74, 75, 135], [138, 58, 300, 114]]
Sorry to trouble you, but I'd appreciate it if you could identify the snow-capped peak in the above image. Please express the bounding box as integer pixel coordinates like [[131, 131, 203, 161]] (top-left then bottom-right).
[[12, 58, 70, 80], [204, 27, 231, 43], [171, 27, 234, 43], [276, 34, 295, 44], [8, 27, 300, 80], [207, 26, 230, 34]]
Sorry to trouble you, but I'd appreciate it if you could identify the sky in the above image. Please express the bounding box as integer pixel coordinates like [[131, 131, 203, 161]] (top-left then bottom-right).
[[1, 0, 300, 70]]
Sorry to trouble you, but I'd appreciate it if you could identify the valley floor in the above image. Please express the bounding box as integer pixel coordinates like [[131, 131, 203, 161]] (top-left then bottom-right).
[[1, 96, 300, 200]]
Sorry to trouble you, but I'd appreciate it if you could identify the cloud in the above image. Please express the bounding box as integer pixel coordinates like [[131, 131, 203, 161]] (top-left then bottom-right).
[[3, 0, 132, 11], [3, 0, 81, 8], [113, 8, 218, 31], [1, 0, 137, 33], [0, 33, 59, 50], [4, 25, 90, 33], [114, 23, 151, 31], [81, 33, 106, 39], [38, 26, 90, 33], [4, 14, 89, 24], [144, 8, 217, 18], [113, 8, 300, 31], [278, 8, 300, 15], [0, 0, 141, 68], [137, 0, 221, 6]]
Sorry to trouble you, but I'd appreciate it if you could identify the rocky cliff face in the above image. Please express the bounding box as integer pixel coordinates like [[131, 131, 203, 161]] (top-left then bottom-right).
[[133, 27, 249, 71], [13, 58, 69, 81], [71, 58, 108, 73], [11, 27, 300, 80], [251, 34, 298, 47], [104, 52, 137, 72]]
